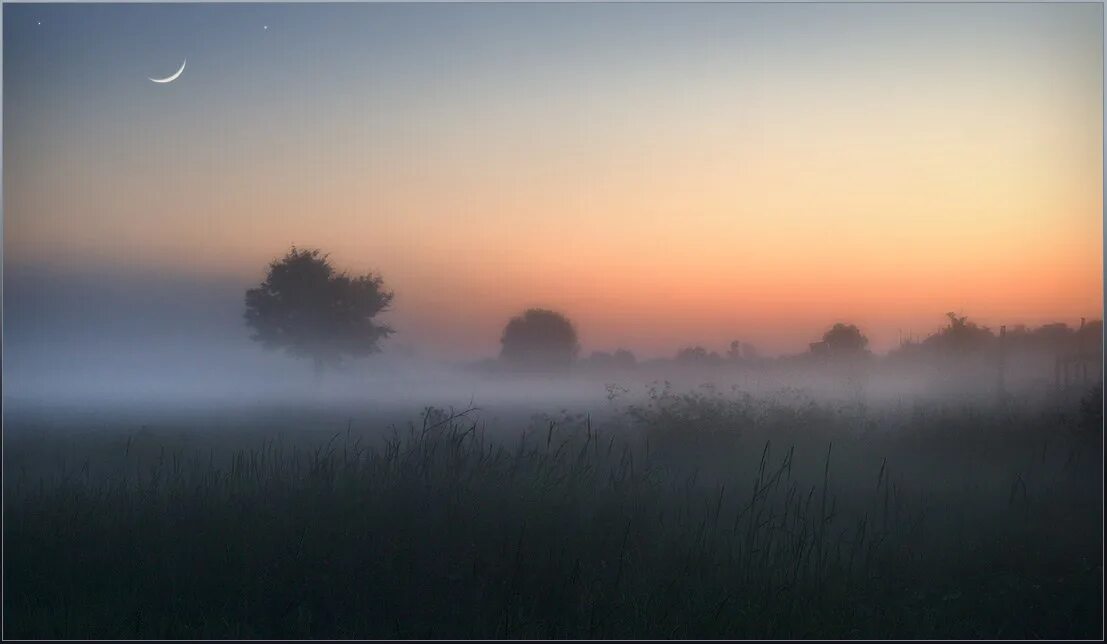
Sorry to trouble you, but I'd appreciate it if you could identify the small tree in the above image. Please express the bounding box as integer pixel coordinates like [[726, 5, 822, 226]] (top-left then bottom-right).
[[612, 348, 638, 369], [923, 312, 994, 355], [244, 247, 394, 374], [499, 308, 579, 371], [821, 323, 869, 354]]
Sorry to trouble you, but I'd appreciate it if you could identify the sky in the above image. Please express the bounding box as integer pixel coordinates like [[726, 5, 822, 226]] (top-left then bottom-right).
[[3, 2, 1103, 360]]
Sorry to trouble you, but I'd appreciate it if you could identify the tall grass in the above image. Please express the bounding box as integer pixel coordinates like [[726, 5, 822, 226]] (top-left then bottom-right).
[[4, 388, 1102, 638]]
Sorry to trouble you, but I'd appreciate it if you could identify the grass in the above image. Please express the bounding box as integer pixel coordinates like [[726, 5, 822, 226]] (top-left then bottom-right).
[[3, 386, 1103, 639]]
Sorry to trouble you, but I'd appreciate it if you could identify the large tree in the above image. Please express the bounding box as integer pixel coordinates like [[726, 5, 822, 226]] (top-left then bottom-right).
[[244, 248, 394, 374], [499, 308, 580, 371]]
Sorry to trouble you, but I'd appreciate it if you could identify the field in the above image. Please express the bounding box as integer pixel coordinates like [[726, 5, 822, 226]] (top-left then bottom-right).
[[3, 384, 1103, 639]]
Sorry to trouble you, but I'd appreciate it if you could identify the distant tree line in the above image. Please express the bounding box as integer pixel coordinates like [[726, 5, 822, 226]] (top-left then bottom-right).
[[491, 310, 1102, 376], [888, 312, 1103, 362], [244, 247, 1103, 378]]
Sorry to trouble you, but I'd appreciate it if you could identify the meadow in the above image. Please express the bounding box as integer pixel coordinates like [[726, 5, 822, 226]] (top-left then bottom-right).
[[3, 383, 1103, 639]]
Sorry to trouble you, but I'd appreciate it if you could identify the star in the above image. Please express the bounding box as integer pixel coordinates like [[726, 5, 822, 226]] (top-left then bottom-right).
[[263, 25, 269, 31]]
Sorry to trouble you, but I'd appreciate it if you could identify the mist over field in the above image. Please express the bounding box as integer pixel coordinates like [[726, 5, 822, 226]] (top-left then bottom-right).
[[5, 261, 1096, 414], [4, 239, 1103, 643], [3, 1, 1104, 640]]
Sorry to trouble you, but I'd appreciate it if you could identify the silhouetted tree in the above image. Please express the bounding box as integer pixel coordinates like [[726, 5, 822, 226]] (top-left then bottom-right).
[[1076, 319, 1103, 355], [922, 312, 994, 355], [612, 348, 638, 369], [725, 340, 759, 361], [1032, 322, 1074, 346], [499, 308, 580, 371], [675, 345, 723, 366], [821, 323, 869, 354], [999, 319, 1101, 356], [244, 247, 394, 375]]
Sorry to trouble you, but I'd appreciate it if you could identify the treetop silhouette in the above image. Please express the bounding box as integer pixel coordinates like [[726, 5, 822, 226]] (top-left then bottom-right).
[[244, 247, 394, 374], [499, 308, 579, 371]]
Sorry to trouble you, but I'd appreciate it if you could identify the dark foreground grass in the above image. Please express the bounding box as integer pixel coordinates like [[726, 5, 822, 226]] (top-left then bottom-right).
[[4, 389, 1103, 639]]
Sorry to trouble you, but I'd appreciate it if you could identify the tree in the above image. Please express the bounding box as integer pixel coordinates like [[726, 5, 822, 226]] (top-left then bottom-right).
[[612, 348, 638, 369], [244, 247, 394, 374], [725, 340, 759, 361], [821, 323, 869, 354], [1076, 319, 1103, 355], [499, 308, 580, 370], [675, 345, 723, 366], [923, 312, 994, 355]]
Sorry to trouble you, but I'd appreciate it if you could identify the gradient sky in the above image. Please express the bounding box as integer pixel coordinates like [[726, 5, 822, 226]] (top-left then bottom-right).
[[4, 3, 1103, 359]]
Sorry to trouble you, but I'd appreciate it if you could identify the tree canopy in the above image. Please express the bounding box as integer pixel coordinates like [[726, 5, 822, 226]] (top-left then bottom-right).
[[821, 323, 869, 354], [921, 312, 994, 354], [244, 248, 394, 373], [499, 308, 579, 371], [675, 345, 724, 366]]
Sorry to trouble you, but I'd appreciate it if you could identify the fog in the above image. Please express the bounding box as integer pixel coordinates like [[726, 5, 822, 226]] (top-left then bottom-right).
[[3, 2, 1102, 637], [4, 247, 1102, 643], [2, 264, 603, 417], [5, 263, 1098, 429]]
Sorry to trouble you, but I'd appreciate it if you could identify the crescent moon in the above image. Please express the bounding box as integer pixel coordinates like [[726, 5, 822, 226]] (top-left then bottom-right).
[[149, 59, 186, 84]]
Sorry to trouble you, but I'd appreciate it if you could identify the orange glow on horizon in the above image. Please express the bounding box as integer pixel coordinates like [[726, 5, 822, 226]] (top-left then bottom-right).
[[4, 3, 1101, 359]]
